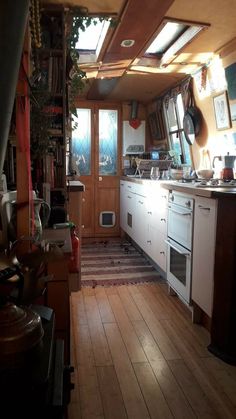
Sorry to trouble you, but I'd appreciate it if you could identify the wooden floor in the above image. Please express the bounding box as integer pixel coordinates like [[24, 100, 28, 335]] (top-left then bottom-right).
[[68, 283, 236, 419]]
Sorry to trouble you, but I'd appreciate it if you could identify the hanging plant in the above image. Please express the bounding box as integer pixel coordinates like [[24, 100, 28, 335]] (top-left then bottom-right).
[[65, 7, 117, 118], [30, 84, 52, 158]]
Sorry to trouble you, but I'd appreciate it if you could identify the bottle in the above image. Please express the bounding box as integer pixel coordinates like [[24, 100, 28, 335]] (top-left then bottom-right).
[[68, 223, 80, 273]]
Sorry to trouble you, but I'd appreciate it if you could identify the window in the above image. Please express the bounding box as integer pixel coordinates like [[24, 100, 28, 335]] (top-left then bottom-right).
[[165, 94, 192, 165], [76, 18, 110, 64], [99, 109, 118, 175], [145, 19, 209, 67], [71, 108, 91, 175]]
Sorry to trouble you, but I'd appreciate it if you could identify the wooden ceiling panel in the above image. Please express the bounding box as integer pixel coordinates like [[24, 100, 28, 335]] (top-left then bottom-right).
[[102, 0, 174, 64], [106, 72, 185, 103], [44, 0, 236, 102], [43, 0, 125, 14]]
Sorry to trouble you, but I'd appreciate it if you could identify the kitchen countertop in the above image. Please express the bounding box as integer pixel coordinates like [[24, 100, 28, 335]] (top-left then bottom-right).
[[120, 176, 236, 198]]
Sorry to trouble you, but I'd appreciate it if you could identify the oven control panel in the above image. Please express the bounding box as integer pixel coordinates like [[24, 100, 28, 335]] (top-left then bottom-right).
[[168, 191, 194, 210]]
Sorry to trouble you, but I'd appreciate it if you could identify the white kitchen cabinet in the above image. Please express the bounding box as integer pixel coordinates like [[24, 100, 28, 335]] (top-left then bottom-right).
[[192, 196, 217, 317], [134, 192, 147, 249], [120, 180, 138, 239], [145, 185, 168, 272], [120, 180, 168, 274]]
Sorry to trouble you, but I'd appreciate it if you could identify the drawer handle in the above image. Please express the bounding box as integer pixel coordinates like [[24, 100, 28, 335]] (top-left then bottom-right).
[[161, 218, 166, 222], [128, 196, 132, 199], [161, 195, 167, 199], [147, 211, 152, 214], [198, 205, 210, 211], [160, 251, 165, 254], [138, 200, 144, 204], [147, 240, 151, 243]]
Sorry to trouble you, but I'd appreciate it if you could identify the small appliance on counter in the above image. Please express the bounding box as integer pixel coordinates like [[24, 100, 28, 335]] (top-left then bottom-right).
[[213, 153, 236, 181]]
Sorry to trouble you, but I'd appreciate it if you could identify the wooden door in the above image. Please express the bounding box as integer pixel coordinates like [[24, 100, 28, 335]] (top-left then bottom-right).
[[71, 102, 121, 237]]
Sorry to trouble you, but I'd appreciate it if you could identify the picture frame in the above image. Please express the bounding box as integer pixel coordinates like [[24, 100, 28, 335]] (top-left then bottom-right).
[[213, 91, 231, 130]]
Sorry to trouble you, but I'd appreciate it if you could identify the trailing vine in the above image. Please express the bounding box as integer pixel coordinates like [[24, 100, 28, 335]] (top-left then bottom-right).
[[65, 7, 117, 118]]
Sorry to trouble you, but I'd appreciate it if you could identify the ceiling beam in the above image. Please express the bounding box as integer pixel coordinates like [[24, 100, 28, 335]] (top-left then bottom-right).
[[88, 0, 174, 99]]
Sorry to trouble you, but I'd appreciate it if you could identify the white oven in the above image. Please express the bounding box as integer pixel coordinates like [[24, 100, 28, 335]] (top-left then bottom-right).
[[166, 191, 194, 304]]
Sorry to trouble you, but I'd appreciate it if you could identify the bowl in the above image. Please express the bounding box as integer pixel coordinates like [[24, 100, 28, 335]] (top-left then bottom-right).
[[170, 169, 184, 180], [196, 169, 214, 180]]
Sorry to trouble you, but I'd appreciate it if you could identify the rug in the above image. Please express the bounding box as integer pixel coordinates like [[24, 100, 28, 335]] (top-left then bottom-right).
[[81, 239, 164, 286]]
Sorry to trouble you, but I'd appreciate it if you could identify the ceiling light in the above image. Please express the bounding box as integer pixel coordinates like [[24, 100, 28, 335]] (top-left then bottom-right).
[[121, 39, 135, 48]]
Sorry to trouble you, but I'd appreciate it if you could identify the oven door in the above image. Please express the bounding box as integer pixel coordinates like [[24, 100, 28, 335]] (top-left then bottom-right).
[[165, 238, 191, 304], [167, 203, 193, 250]]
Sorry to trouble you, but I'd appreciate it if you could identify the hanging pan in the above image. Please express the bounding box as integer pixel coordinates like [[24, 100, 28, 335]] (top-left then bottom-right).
[[183, 105, 202, 145]]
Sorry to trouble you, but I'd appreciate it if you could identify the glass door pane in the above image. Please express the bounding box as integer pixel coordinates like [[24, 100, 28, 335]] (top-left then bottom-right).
[[71, 108, 91, 175], [98, 109, 118, 175]]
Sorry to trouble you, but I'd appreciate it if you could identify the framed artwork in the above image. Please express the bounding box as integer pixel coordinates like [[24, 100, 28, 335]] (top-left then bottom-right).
[[213, 91, 231, 130]]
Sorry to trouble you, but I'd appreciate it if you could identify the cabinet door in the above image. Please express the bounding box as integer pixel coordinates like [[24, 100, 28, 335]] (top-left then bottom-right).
[[134, 194, 147, 249], [192, 197, 217, 317], [120, 181, 127, 231]]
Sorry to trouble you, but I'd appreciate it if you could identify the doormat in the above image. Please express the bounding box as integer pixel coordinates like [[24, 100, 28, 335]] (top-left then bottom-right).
[[81, 239, 164, 287]]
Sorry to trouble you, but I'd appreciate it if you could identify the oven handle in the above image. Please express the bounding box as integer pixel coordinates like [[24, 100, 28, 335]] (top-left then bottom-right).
[[165, 239, 191, 256], [168, 206, 192, 216]]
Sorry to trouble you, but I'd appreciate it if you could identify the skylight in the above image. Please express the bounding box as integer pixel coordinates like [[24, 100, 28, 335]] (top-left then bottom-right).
[[76, 18, 110, 59], [145, 19, 208, 67], [146, 22, 186, 54]]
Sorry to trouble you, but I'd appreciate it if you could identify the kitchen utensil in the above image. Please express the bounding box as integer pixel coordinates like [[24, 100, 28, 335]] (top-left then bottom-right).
[[222, 167, 234, 181], [8, 198, 51, 242], [183, 106, 202, 145], [213, 154, 236, 169], [196, 169, 214, 179]]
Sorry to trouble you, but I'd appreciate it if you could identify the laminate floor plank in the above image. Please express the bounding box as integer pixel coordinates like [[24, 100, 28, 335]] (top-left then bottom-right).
[[150, 358, 196, 419], [203, 357, 236, 407], [133, 362, 174, 419], [168, 358, 220, 418], [128, 285, 181, 360], [104, 322, 150, 419], [161, 318, 236, 419], [69, 283, 236, 419], [84, 295, 113, 366], [108, 293, 147, 363], [96, 365, 128, 419], [132, 319, 164, 361], [94, 287, 116, 323], [156, 285, 211, 349], [71, 291, 88, 326], [117, 285, 143, 321]]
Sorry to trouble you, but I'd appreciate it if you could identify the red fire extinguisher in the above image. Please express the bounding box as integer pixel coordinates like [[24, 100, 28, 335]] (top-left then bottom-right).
[[68, 223, 80, 273]]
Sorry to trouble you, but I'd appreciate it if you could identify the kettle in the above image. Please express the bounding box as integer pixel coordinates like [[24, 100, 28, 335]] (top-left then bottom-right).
[[212, 153, 236, 180], [8, 198, 51, 242], [213, 153, 236, 169]]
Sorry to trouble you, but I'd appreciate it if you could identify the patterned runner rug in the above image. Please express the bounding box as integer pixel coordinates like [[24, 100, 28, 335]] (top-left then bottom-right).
[[81, 239, 164, 286]]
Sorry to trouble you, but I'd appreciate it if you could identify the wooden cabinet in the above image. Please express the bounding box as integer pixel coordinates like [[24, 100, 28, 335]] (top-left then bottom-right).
[[192, 196, 217, 317], [43, 228, 71, 364]]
